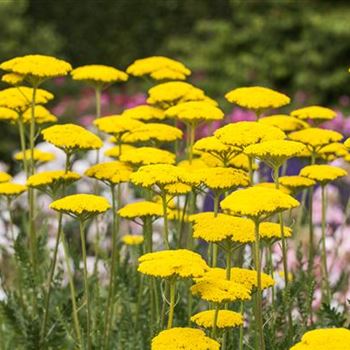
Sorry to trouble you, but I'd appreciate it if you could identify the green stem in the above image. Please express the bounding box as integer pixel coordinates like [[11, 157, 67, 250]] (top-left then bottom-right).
[[248, 156, 254, 185], [17, 115, 28, 177], [167, 280, 176, 329], [188, 123, 195, 164], [226, 246, 232, 280], [321, 185, 331, 304], [143, 217, 153, 253], [95, 87, 101, 119], [161, 192, 170, 249], [308, 153, 316, 274], [79, 220, 92, 350], [211, 304, 220, 339], [239, 302, 244, 350]]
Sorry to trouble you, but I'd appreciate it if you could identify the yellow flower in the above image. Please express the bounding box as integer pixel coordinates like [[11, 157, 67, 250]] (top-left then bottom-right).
[[104, 144, 136, 159], [22, 106, 57, 124], [120, 147, 175, 166], [71, 64, 128, 85], [203, 267, 275, 290], [259, 115, 309, 132], [0, 107, 18, 122], [318, 143, 348, 161], [85, 161, 132, 185], [344, 137, 350, 149], [0, 54, 72, 79], [0, 183, 26, 197], [122, 105, 165, 121], [291, 105, 336, 122], [191, 276, 251, 303], [225, 86, 290, 111], [191, 310, 243, 329], [147, 81, 206, 108], [289, 128, 343, 151], [14, 149, 55, 164], [201, 167, 250, 190], [42, 124, 102, 152], [122, 123, 183, 144], [0, 172, 12, 183], [122, 234, 144, 246], [259, 222, 292, 240], [0, 87, 53, 112], [94, 115, 144, 137], [215, 121, 286, 149], [221, 187, 299, 219], [177, 158, 208, 170], [290, 328, 350, 350], [27, 170, 80, 190], [138, 249, 208, 279], [127, 56, 191, 81], [1, 73, 24, 85], [245, 140, 306, 169], [165, 101, 224, 124], [256, 182, 291, 194], [151, 328, 219, 350], [300, 165, 347, 185], [118, 201, 163, 219], [163, 182, 192, 195], [50, 194, 110, 219], [279, 176, 316, 193]]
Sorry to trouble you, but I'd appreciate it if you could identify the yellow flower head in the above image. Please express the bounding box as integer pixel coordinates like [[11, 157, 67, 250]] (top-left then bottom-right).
[[27, 170, 80, 191], [1, 73, 24, 85], [94, 115, 144, 137], [14, 149, 55, 164], [300, 165, 347, 185], [291, 105, 336, 122], [118, 201, 163, 219], [259, 115, 309, 132], [147, 81, 206, 108], [0, 183, 26, 197], [0, 172, 12, 183], [290, 328, 350, 350], [0, 107, 18, 122], [138, 249, 208, 279], [120, 147, 175, 166], [122, 105, 165, 121], [215, 121, 286, 149], [201, 167, 250, 190], [104, 144, 136, 159], [85, 161, 132, 185], [256, 182, 291, 194], [50, 194, 110, 219], [279, 176, 315, 193], [190, 212, 255, 243], [191, 310, 243, 329], [191, 276, 251, 303], [221, 187, 299, 219], [225, 86, 290, 111], [289, 128, 343, 151], [259, 221, 292, 240], [203, 267, 275, 290], [22, 106, 57, 124], [71, 64, 128, 85], [42, 124, 102, 152], [163, 182, 192, 196], [0, 87, 53, 112], [177, 158, 208, 171], [122, 234, 144, 246], [151, 328, 219, 350], [165, 101, 224, 124], [245, 140, 306, 169], [0, 54, 72, 80], [122, 123, 183, 144], [318, 143, 348, 161], [127, 56, 191, 81]]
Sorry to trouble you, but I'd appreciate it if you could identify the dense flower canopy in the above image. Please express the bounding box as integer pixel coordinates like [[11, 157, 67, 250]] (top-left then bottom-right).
[[85, 161, 132, 185], [151, 328, 219, 350], [0, 54, 72, 80], [291, 105, 336, 122], [300, 165, 347, 185], [259, 115, 309, 132], [225, 86, 290, 111], [191, 310, 243, 329], [118, 201, 163, 219], [71, 64, 128, 84], [122, 104, 165, 121], [138, 249, 208, 279], [42, 124, 102, 152], [221, 187, 299, 219]]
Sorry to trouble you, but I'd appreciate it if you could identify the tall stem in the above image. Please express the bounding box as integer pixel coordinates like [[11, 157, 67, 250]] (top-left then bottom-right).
[[188, 123, 195, 164], [226, 246, 232, 280], [248, 156, 254, 185], [308, 153, 316, 274], [211, 304, 220, 339], [321, 185, 330, 304], [167, 280, 176, 329], [17, 115, 28, 177], [212, 193, 220, 267], [161, 192, 170, 249], [79, 220, 92, 350]]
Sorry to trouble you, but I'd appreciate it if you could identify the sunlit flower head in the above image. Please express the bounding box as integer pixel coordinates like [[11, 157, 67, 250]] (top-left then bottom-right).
[[120, 147, 175, 166], [291, 105, 336, 122], [1, 73, 24, 85], [151, 328, 219, 350], [50, 194, 110, 220], [71, 64, 128, 87], [42, 124, 102, 152], [0, 107, 18, 122], [14, 149, 55, 164], [225, 86, 290, 112], [256, 182, 291, 194], [201, 167, 250, 190], [300, 165, 347, 185], [0, 183, 26, 198], [138, 249, 208, 279], [0, 172, 12, 183], [165, 101, 224, 124], [122, 234, 144, 246], [259, 114, 309, 132], [85, 161, 132, 185], [279, 175, 316, 193], [122, 104, 165, 121], [104, 144, 136, 159], [221, 187, 299, 220], [215, 121, 285, 149], [118, 201, 163, 219], [127, 56, 191, 81], [22, 105, 57, 124], [163, 182, 192, 196], [191, 310, 243, 329], [318, 143, 348, 161]]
